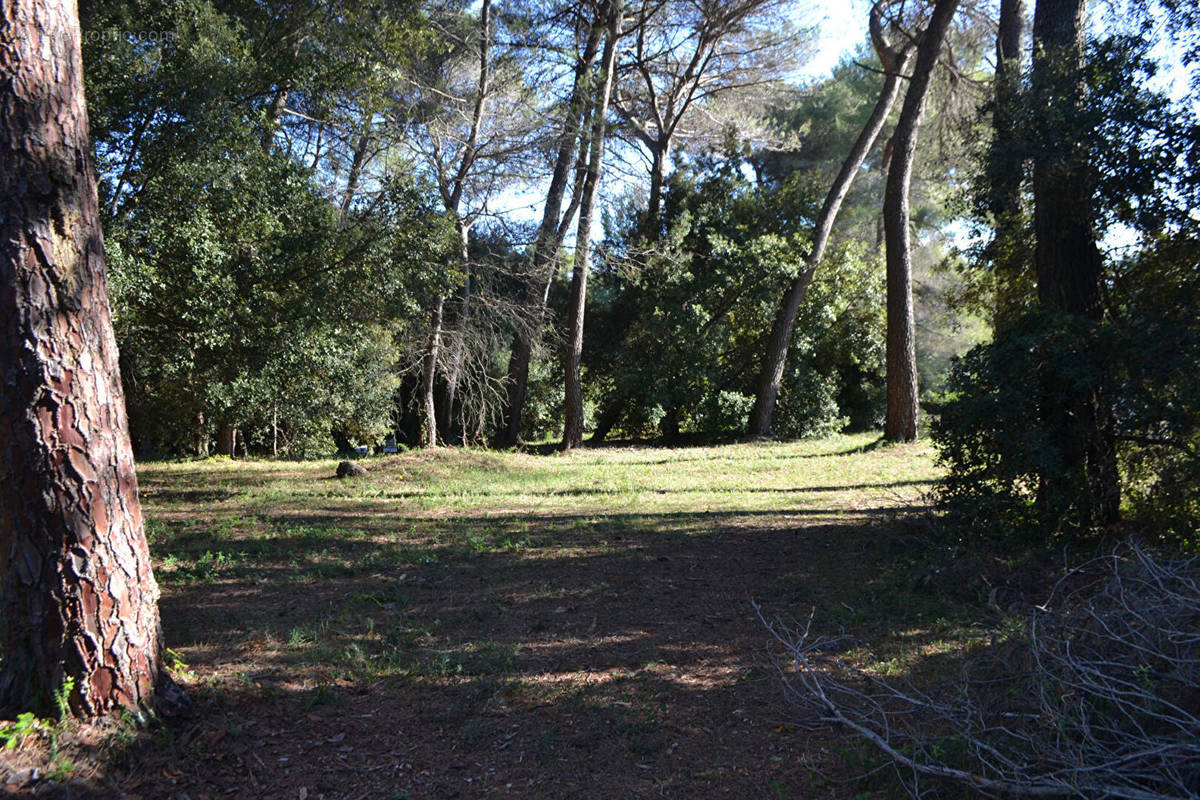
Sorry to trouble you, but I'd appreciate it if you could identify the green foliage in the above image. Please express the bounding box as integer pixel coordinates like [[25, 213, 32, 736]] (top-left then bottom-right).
[[1108, 237, 1200, 542], [935, 237, 1200, 545], [932, 312, 1107, 538], [1, 713, 41, 750], [587, 155, 884, 439], [82, 0, 453, 456], [941, 15, 1200, 545]]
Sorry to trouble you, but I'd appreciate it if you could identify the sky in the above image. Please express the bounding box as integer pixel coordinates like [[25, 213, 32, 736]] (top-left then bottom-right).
[[793, 1, 871, 80], [492, 1, 1198, 237], [490, 2, 871, 228]]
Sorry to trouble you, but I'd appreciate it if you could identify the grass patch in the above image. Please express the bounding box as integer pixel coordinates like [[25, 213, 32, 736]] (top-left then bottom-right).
[[90, 434, 995, 798]]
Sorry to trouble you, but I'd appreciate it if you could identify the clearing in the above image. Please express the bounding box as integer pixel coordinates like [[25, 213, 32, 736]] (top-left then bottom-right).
[[7, 434, 983, 799]]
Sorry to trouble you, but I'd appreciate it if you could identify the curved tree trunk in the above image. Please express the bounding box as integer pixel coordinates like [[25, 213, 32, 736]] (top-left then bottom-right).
[[589, 394, 624, 444], [748, 8, 913, 436], [562, 0, 622, 451], [0, 0, 178, 718], [1031, 0, 1119, 525], [883, 0, 960, 442]]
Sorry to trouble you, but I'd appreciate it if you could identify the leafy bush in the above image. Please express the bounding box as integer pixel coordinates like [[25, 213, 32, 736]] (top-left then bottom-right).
[[932, 311, 1108, 537], [934, 236, 1200, 545]]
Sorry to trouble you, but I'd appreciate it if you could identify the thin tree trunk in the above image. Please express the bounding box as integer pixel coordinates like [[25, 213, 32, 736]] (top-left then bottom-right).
[[590, 395, 624, 443], [106, 108, 154, 218], [495, 22, 602, 448], [441, 229, 471, 441], [562, 0, 623, 451], [260, 83, 290, 152], [644, 139, 670, 235], [196, 410, 208, 457], [748, 11, 913, 436], [883, 0, 960, 442], [419, 296, 445, 448], [1031, 0, 1119, 525], [338, 120, 372, 225], [0, 0, 181, 718], [431, 0, 490, 445]]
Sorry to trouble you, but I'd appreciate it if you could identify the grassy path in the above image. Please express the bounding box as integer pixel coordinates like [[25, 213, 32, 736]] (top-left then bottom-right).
[[18, 435, 973, 799]]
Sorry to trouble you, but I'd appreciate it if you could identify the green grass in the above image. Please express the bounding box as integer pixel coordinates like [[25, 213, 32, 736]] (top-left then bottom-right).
[[123, 434, 991, 797], [140, 432, 935, 517]]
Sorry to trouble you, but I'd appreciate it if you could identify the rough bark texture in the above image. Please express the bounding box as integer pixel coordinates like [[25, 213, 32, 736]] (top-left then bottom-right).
[[562, 0, 622, 451], [1031, 0, 1120, 525], [748, 1, 913, 436], [883, 0, 960, 442], [0, 0, 168, 717], [990, 0, 1028, 327]]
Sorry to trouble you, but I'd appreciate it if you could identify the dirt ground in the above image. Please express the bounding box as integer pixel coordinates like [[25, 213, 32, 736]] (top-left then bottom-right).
[[2, 438, 957, 799]]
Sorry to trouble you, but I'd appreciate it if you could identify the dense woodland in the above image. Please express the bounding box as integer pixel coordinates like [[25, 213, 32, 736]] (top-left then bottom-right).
[[2, 0, 1200, 796], [72, 0, 1200, 535]]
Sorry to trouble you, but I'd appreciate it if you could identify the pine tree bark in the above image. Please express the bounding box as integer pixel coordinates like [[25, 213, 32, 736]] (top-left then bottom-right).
[[1031, 0, 1119, 525], [562, 0, 622, 451], [748, 0, 914, 436], [883, 0, 960, 442], [0, 0, 176, 717]]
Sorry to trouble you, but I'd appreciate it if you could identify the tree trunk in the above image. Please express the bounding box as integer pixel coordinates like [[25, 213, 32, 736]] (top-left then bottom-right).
[[338, 120, 372, 225], [562, 0, 622, 451], [1031, 0, 1119, 525], [216, 423, 237, 457], [419, 296, 445, 448], [495, 22, 602, 448], [331, 428, 354, 456], [260, 84, 289, 152], [644, 139, 670, 236], [883, 0, 960, 442], [748, 13, 913, 436], [875, 135, 895, 253], [440, 229, 471, 442], [589, 395, 624, 443], [196, 410, 208, 457], [990, 0, 1028, 327], [0, 0, 178, 718]]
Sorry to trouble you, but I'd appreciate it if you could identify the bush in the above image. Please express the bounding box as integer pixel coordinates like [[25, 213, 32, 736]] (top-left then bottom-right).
[[931, 311, 1109, 538]]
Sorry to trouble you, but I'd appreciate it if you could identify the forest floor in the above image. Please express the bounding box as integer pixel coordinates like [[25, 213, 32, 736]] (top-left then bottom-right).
[[2, 434, 1001, 799]]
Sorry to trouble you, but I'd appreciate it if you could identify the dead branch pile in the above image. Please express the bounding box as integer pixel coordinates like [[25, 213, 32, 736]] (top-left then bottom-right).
[[766, 543, 1200, 799]]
